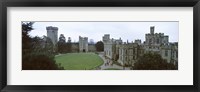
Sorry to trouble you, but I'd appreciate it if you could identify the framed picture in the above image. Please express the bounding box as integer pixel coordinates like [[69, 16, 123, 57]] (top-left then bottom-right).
[[1, 0, 199, 92]]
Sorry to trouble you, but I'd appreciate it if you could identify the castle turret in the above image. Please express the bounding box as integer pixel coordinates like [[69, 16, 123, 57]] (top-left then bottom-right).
[[79, 36, 88, 52], [150, 26, 155, 35], [103, 34, 110, 42], [46, 26, 58, 46]]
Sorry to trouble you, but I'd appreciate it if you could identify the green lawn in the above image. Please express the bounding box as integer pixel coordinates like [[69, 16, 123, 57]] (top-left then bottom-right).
[[55, 53, 104, 70]]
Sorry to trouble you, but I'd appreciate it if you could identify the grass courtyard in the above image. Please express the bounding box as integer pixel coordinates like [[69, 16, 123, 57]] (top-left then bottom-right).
[[55, 53, 104, 70]]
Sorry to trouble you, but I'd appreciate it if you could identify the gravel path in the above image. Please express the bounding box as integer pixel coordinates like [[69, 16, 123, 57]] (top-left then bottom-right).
[[98, 52, 130, 70]]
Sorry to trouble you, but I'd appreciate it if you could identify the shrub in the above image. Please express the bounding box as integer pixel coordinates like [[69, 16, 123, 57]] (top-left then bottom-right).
[[133, 53, 177, 70], [22, 54, 62, 70]]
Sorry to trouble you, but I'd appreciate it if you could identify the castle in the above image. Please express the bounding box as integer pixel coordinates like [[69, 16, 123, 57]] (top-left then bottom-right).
[[103, 26, 178, 66], [46, 26, 58, 46], [45, 26, 178, 67], [79, 36, 88, 52], [46, 26, 92, 53], [46, 26, 58, 52], [103, 34, 122, 59]]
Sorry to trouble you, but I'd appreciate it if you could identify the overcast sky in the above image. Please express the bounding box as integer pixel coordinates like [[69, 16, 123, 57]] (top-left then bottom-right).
[[29, 22, 178, 43]]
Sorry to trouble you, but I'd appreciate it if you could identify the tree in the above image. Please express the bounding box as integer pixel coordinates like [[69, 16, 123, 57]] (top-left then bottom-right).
[[58, 34, 66, 53], [22, 22, 34, 38], [23, 36, 61, 70], [59, 34, 66, 43], [31, 36, 43, 52], [133, 53, 176, 70], [22, 22, 63, 70], [29, 35, 55, 58], [42, 36, 55, 58], [95, 41, 104, 51], [22, 22, 34, 54], [66, 37, 72, 53], [22, 54, 63, 70]]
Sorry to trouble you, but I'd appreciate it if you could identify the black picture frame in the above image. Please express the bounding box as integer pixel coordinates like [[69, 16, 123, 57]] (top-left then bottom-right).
[[0, 0, 199, 92]]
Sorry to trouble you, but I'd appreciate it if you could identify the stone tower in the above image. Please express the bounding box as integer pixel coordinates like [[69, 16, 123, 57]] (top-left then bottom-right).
[[46, 26, 58, 46], [150, 26, 154, 34], [79, 36, 88, 52], [145, 26, 169, 45], [103, 34, 110, 42]]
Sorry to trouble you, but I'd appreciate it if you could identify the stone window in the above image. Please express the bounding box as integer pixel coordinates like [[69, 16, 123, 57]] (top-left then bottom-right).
[[130, 49, 133, 55], [165, 50, 168, 57], [149, 39, 152, 43], [172, 52, 174, 58], [157, 39, 159, 44]]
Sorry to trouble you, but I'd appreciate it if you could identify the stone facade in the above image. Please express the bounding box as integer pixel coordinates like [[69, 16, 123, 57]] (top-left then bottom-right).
[[88, 44, 96, 52], [144, 26, 169, 53], [118, 42, 145, 66], [103, 34, 122, 59], [102, 34, 112, 59], [46, 26, 58, 46], [160, 43, 178, 65], [79, 36, 88, 52], [46, 27, 95, 53], [71, 43, 79, 52], [46, 26, 58, 52], [144, 26, 178, 64], [103, 26, 178, 66]]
